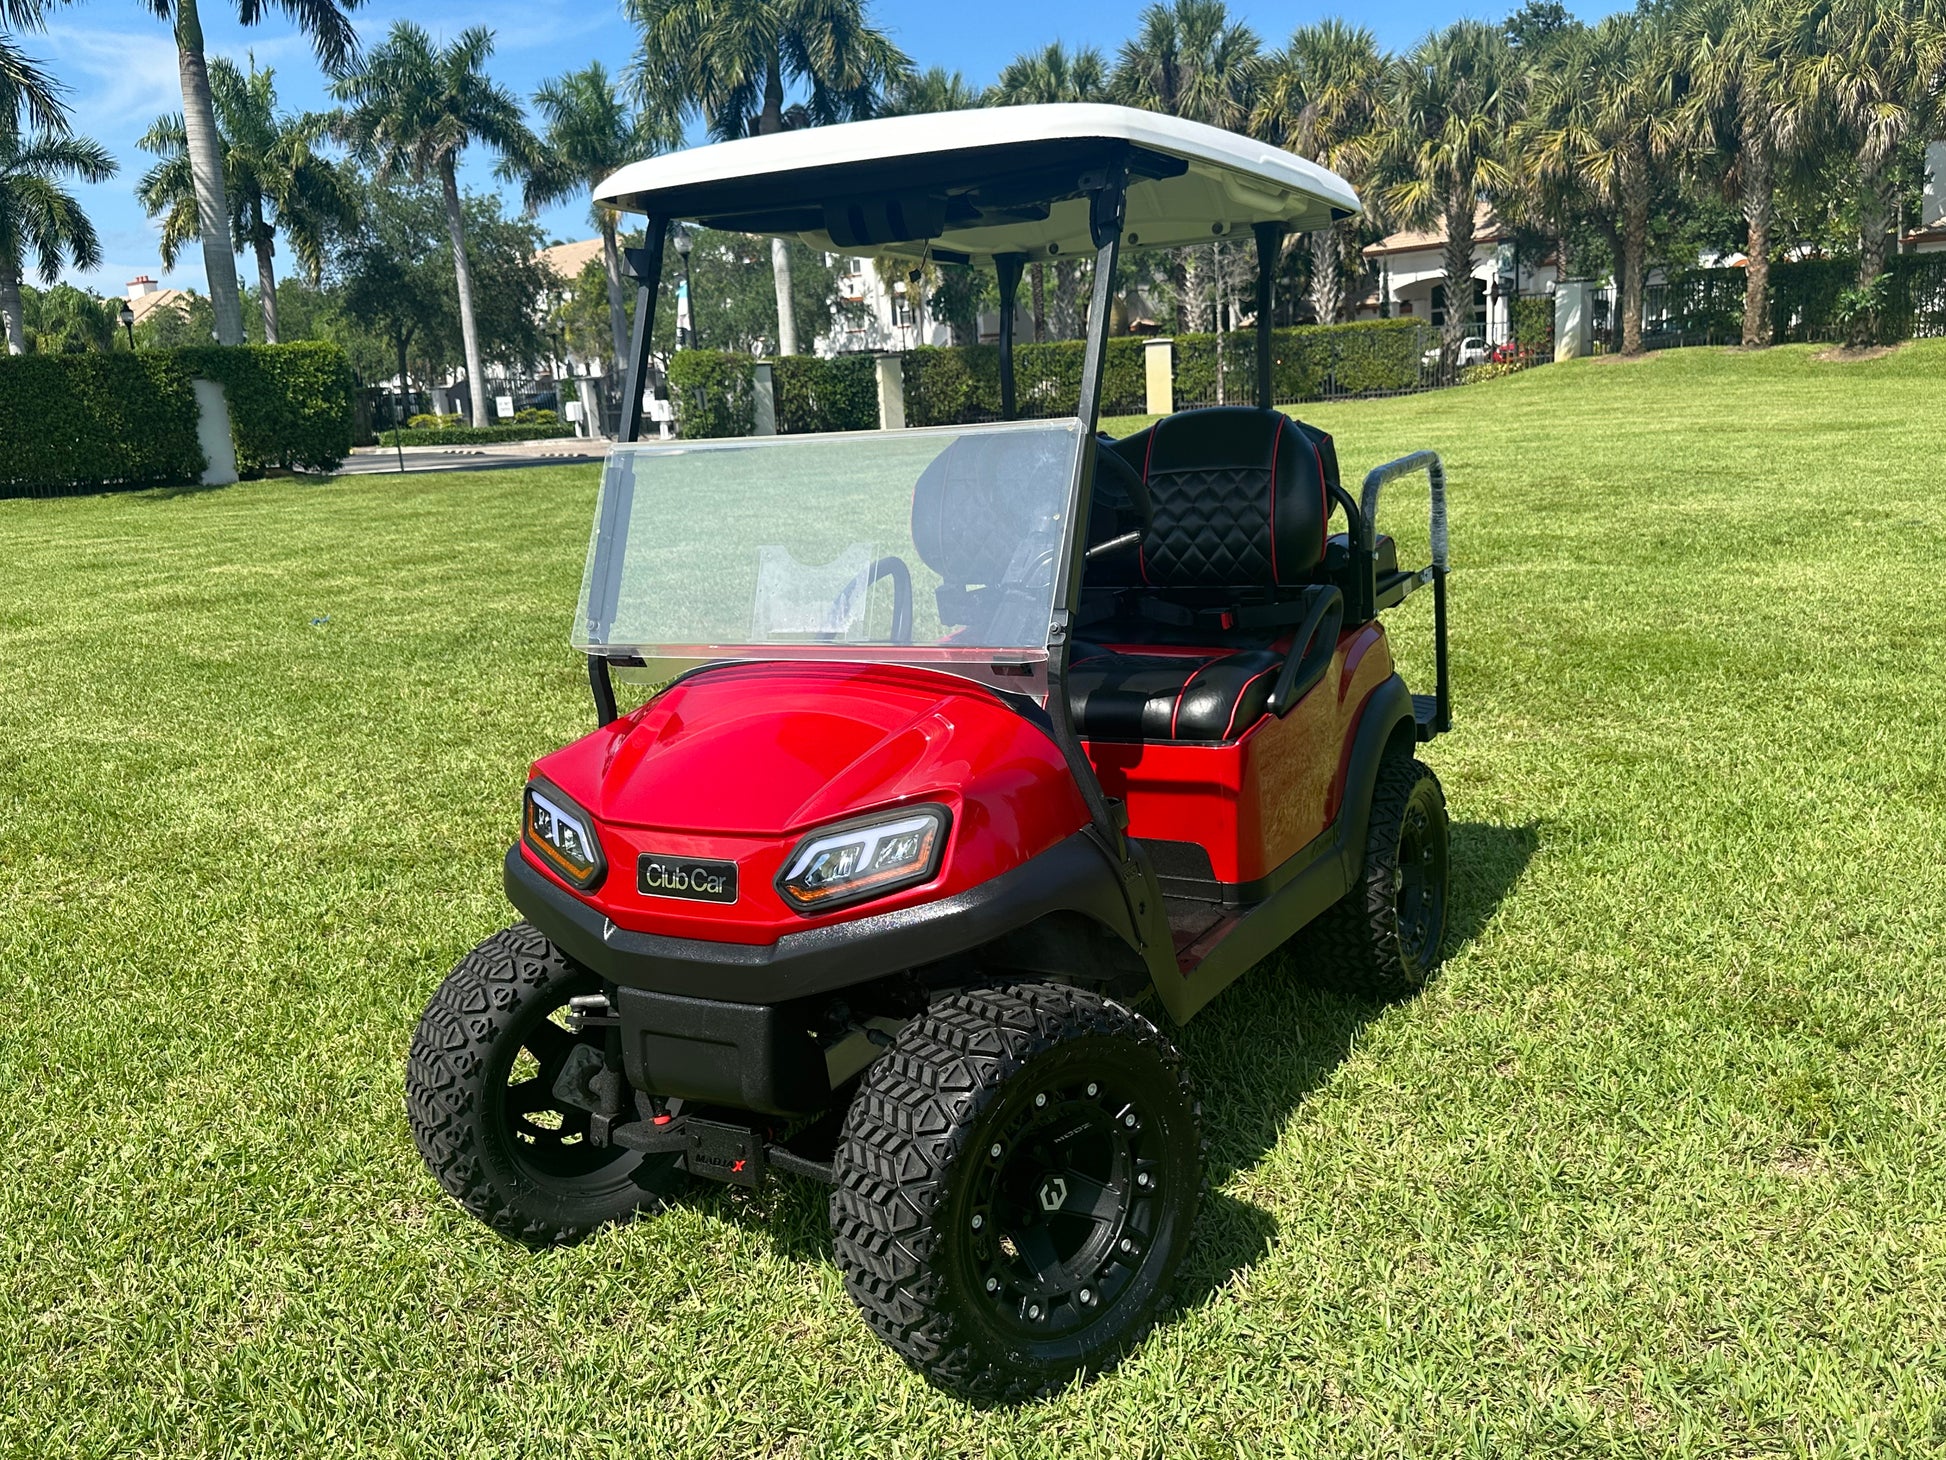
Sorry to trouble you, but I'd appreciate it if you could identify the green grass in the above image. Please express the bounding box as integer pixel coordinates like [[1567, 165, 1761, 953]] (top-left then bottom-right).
[[5, 343, 1946, 1457]]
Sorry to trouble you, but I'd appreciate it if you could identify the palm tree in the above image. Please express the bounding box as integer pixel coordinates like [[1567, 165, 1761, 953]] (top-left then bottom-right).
[[882, 66, 981, 115], [136, 58, 351, 345], [2, 34, 66, 137], [508, 63, 671, 379], [1111, 0, 1261, 128], [334, 24, 537, 428], [0, 126, 115, 355], [629, 0, 911, 356], [137, 0, 357, 347], [1679, 0, 1819, 348], [1801, 0, 1946, 333], [1518, 13, 1682, 355], [1253, 20, 1386, 324], [1370, 20, 1521, 365], [990, 42, 1110, 338]]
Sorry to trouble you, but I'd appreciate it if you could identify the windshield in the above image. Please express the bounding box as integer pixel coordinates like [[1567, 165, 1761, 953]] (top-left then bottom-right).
[[573, 419, 1085, 698]]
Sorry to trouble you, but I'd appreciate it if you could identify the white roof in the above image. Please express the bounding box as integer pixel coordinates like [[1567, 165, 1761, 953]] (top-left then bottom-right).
[[593, 104, 1359, 261]]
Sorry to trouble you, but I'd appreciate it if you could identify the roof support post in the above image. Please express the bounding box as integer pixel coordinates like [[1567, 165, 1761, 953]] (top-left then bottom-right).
[[995, 252, 1026, 421], [618, 218, 669, 446], [1253, 221, 1282, 411]]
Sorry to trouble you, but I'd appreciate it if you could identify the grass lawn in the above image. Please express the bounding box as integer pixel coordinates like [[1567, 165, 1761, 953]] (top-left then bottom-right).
[[4, 343, 1944, 1457]]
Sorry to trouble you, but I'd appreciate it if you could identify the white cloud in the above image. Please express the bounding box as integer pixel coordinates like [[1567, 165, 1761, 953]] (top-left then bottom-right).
[[38, 23, 183, 130]]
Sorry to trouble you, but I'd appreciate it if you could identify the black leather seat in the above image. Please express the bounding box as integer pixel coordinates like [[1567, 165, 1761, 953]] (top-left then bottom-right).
[[1069, 407, 1337, 744]]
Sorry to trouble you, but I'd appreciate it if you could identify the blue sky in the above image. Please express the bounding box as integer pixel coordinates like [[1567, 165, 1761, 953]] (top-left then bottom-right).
[[32, 0, 1622, 295]]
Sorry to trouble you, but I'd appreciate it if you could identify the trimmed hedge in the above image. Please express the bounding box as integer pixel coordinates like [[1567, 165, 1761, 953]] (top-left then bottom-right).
[[178, 343, 356, 475], [0, 353, 205, 493], [667, 350, 755, 439], [903, 339, 1146, 425], [1174, 320, 1431, 404], [775, 353, 877, 433], [0, 341, 357, 495], [377, 424, 577, 447]]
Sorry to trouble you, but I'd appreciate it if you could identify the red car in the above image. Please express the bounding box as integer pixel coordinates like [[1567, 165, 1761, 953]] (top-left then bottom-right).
[[407, 104, 1455, 1402]]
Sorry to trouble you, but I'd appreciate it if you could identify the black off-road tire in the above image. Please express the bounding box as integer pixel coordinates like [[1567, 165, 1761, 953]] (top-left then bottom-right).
[[1297, 752, 1450, 999], [406, 923, 680, 1246], [831, 984, 1203, 1403]]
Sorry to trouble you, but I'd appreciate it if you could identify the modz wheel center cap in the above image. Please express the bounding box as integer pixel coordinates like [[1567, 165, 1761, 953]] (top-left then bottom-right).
[[1038, 1175, 1068, 1213]]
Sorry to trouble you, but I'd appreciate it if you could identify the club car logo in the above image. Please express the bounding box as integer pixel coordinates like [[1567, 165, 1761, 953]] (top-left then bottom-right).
[[637, 853, 739, 904]]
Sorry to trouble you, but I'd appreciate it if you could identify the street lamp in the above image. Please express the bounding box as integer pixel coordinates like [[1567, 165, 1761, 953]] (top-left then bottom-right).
[[119, 301, 135, 350], [673, 224, 697, 349]]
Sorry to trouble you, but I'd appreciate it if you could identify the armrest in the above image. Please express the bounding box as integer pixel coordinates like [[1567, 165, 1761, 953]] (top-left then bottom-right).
[[1267, 586, 1344, 717]]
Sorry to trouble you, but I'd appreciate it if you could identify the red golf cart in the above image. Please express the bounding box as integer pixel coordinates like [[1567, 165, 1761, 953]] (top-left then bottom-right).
[[407, 103, 1454, 1402]]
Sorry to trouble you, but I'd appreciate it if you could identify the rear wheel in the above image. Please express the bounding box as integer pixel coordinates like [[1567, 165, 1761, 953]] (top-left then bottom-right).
[[1297, 752, 1450, 999], [406, 924, 681, 1246], [831, 984, 1202, 1402]]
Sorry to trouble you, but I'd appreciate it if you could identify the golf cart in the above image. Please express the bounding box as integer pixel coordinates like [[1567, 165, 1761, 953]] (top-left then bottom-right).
[[407, 103, 1454, 1402]]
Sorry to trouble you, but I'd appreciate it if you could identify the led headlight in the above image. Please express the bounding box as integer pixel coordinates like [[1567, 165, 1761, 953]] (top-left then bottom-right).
[[777, 804, 950, 913], [523, 780, 607, 890]]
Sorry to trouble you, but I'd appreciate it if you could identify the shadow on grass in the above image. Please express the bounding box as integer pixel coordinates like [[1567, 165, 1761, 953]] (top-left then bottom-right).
[[672, 819, 1540, 1348]]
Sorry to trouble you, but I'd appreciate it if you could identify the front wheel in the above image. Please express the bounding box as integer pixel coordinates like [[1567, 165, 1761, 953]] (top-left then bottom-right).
[[831, 985, 1203, 1402], [405, 924, 681, 1246]]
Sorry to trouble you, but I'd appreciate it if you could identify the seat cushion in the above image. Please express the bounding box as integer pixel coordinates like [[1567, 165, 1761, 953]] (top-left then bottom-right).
[[1068, 644, 1282, 743]]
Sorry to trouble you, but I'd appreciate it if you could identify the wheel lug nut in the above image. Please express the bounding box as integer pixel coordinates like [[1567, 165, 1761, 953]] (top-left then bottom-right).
[[1137, 1172, 1152, 1188], [1123, 1112, 1137, 1128], [1119, 1237, 1135, 1253], [989, 1142, 1003, 1158], [1086, 1083, 1098, 1097], [986, 1276, 1000, 1293], [1080, 1287, 1095, 1305], [1034, 1092, 1046, 1108], [971, 1214, 984, 1230], [1027, 1303, 1043, 1321]]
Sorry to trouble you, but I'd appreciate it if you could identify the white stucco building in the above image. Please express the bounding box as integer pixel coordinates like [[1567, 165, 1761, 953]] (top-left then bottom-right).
[[1358, 204, 1560, 346]]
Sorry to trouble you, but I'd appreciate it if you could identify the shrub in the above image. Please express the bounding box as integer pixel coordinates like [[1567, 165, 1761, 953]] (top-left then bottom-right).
[[1460, 361, 1526, 385], [667, 350, 755, 439], [512, 407, 558, 425], [904, 338, 1145, 425], [0, 352, 204, 494], [177, 342, 356, 474], [775, 353, 878, 433], [377, 424, 576, 446], [406, 413, 447, 430]]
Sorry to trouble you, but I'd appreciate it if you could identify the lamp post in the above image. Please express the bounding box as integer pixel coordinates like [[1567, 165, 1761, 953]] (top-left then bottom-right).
[[119, 301, 135, 350], [674, 225, 696, 350]]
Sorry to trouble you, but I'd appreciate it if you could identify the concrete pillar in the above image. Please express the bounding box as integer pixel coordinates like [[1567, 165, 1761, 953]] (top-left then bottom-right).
[[1555, 282, 1594, 361], [875, 353, 905, 431], [575, 377, 602, 438], [752, 361, 777, 436], [191, 378, 237, 486], [1144, 337, 1174, 417]]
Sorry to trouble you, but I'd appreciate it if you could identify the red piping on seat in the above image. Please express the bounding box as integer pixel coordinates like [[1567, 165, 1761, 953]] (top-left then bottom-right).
[[1168, 654, 1222, 738], [1221, 664, 1279, 740], [1307, 434, 1329, 560]]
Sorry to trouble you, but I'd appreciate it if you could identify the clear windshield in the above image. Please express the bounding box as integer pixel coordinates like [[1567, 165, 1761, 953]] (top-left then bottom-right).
[[573, 419, 1085, 698]]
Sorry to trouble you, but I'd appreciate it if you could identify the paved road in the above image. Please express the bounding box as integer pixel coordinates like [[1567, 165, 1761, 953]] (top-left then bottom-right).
[[336, 439, 613, 476]]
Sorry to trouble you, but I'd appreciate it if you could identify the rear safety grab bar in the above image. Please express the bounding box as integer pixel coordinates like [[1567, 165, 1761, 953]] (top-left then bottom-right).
[[1267, 586, 1344, 717], [1358, 450, 1451, 737]]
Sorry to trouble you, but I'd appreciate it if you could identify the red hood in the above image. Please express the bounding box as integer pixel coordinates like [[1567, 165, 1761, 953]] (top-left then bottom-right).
[[537, 661, 1079, 839]]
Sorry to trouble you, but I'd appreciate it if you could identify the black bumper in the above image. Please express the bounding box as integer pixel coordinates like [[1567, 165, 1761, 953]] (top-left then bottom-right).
[[502, 828, 1136, 1005]]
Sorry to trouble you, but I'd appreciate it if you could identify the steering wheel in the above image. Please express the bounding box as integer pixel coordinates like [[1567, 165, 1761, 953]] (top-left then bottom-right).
[[1093, 435, 1146, 509]]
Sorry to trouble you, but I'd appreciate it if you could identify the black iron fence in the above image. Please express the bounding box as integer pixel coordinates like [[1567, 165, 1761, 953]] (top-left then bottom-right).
[[1592, 252, 1946, 350]]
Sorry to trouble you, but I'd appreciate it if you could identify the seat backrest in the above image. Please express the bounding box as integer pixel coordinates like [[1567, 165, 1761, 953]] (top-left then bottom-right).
[[1114, 407, 1337, 591]]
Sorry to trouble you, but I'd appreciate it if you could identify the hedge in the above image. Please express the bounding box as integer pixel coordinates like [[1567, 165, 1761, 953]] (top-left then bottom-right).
[[177, 343, 355, 475], [0, 353, 204, 493], [903, 339, 1146, 425], [774, 353, 877, 433], [667, 350, 755, 439], [377, 424, 577, 447], [0, 341, 357, 496], [1173, 320, 1431, 405]]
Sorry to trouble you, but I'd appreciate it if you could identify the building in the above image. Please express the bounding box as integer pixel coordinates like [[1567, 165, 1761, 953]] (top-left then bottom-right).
[[1900, 142, 1946, 253], [124, 274, 193, 330], [1359, 204, 1560, 346]]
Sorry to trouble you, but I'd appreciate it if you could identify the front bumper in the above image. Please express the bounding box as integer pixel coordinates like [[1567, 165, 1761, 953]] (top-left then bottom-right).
[[503, 829, 1135, 1005]]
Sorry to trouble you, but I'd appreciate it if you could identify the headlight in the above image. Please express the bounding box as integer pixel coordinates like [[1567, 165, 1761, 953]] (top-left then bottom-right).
[[777, 804, 950, 913], [523, 780, 606, 890]]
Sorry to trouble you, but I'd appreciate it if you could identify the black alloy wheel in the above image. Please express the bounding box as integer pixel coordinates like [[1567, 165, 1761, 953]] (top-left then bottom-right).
[[832, 984, 1203, 1403], [1296, 752, 1450, 999], [407, 924, 682, 1246]]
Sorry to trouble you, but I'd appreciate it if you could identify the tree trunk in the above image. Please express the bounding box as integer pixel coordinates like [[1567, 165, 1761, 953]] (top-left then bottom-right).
[[253, 225, 279, 345], [439, 156, 491, 427], [0, 265, 24, 354], [600, 215, 629, 371], [756, 57, 796, 356], [1853, 153, 1893, 344], [1619, 157, 1649, 356], [394, 332, 411, 428], [173, 0, 244, 346], [1054, 261, 1078, 339], [1308, 227, 1342, 324], [1440, 197, 1475, 369], [1739, 113, 1774, 349], [1030, 263, 1046, 342]]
